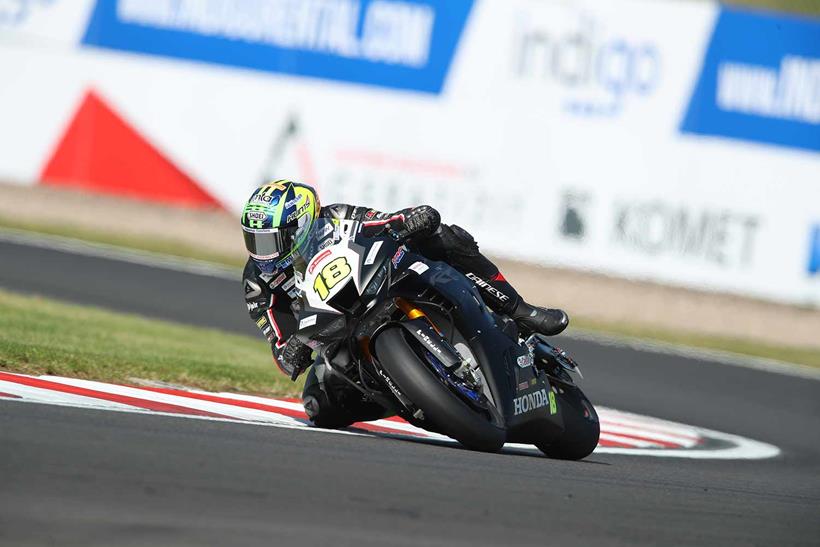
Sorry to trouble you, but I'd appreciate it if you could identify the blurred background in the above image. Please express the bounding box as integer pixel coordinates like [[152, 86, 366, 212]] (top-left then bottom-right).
[[1, 0, 818, 357]]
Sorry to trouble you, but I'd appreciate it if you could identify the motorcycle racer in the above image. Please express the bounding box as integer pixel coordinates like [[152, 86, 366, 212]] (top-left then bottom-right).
[[242, 180, 569, 427]]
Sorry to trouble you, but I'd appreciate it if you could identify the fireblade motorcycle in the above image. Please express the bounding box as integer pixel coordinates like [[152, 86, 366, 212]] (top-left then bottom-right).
[[292, 218, 600, 459]]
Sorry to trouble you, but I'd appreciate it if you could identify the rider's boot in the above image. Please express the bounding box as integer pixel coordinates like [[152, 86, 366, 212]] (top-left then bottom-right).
[[510, 299, 569, 337]]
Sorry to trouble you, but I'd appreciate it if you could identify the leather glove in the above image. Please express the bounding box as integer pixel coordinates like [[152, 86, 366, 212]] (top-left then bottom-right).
[[281, 334, 313, 381], [389, 205, 440, 242]]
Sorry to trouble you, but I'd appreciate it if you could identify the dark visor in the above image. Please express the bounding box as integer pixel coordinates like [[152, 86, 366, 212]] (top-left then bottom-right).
[[243, 228, 295, 260]]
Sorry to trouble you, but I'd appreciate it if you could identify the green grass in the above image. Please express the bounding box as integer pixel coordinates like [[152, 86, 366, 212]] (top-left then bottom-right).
[[724, 0, 820, 16], [0, 215, 244, 269], [0, 289, 303, 396], [0, 284, 816, 407], [573, 317, 820, 368]]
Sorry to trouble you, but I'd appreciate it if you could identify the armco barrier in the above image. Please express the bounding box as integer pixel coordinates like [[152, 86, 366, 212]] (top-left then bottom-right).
[[0, 0, 818, 305]]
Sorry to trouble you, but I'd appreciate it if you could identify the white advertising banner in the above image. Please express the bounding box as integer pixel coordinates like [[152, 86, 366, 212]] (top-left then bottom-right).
[[0, 0, 818, 305]]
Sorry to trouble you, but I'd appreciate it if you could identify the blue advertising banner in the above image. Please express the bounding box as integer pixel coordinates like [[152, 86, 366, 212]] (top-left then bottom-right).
[[81, 0, 474, 94], [808, 224, 820, 275], [681, 7, 820, 153]]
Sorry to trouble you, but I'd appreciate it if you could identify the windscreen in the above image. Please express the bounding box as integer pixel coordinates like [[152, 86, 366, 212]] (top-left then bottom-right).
[[293, 218, 342, 277]]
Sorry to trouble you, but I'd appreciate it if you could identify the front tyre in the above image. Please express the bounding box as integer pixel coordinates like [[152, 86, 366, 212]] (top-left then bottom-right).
[[536, 387, 600, 460], [374, 328, 506, 452]]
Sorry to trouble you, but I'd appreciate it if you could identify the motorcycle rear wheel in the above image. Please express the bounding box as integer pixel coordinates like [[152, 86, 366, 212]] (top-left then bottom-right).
[[374, 327, 506, 452]]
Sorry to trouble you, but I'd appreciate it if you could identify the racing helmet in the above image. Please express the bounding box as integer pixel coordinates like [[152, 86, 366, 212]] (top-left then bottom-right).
[[241, 180, 320, 273]]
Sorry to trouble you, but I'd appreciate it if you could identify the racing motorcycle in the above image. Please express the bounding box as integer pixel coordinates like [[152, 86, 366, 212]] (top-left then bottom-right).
[[292, 217, 600, 459]]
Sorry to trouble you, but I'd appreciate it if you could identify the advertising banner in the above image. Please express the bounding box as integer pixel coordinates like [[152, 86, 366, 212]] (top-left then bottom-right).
[[0, 0, 818, 305], [81, 0, 475, 94], [681, 7, 820, 153]]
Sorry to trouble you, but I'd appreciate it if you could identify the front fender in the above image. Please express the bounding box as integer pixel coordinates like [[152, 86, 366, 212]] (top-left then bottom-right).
[[371, 318, 463, 369]]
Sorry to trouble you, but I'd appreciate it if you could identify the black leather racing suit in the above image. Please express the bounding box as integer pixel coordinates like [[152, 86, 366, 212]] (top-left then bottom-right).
[[243, 203, 524, 378]]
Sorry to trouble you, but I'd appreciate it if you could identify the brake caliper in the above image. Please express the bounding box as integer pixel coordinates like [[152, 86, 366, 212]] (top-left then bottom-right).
[[452, 357, 482, 388]]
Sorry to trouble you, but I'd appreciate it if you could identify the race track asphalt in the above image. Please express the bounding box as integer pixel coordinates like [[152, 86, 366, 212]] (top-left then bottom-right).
[[1, 238, 819, 546]]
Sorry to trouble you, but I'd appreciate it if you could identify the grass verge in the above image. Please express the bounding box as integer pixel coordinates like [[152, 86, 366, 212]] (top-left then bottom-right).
[[0, 289, 302, 396], [3, 222, 819, 372], [723, 0, 820, 16]]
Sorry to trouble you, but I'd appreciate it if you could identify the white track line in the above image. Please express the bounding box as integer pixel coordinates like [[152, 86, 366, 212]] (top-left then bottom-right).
[[4, 396, 376, 439], [598, 433, 665, 448], [210, 392, 306, 411], [45, 377, 304, 426], [598, 424, 699, 448], [0, 374, 782, 460], [600, 409, 703, 439], [0, 378, 139, 411]]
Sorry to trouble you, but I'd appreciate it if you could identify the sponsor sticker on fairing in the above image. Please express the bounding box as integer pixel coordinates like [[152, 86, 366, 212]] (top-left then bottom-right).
[[516, 353, 534, 368], [318, 223, 335, 238], [364, 241, 383, 266], [391, 246, 406, 268], [308, 249, 333, 274], [513, 388, 550, 416], [299, 315, 317, 329], [408, 261, 429, 275]]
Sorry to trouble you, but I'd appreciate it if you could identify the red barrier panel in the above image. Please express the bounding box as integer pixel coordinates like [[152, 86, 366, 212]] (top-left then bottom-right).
[[41, 90, 222, 209]]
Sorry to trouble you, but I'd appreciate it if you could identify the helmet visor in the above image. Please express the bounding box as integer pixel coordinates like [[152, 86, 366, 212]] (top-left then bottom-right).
[[243, 227, 295, 260]]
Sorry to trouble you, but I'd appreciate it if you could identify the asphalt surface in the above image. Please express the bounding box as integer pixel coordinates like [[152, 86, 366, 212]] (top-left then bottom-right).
[[1, 238, 819, 546]]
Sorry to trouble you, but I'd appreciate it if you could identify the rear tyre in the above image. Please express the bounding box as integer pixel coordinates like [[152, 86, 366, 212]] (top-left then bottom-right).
[[536, 387, 600, 460], [374, 328, 505, 452]]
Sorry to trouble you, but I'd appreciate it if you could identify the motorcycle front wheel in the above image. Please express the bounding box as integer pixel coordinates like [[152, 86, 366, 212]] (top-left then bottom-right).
[[374, 327, 506, 452]]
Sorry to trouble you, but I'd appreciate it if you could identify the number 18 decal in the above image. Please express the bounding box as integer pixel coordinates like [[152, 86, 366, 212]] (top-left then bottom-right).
[[313, 257, 352, 300]]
